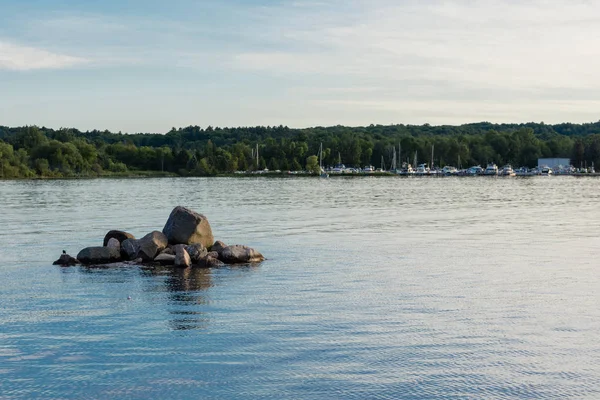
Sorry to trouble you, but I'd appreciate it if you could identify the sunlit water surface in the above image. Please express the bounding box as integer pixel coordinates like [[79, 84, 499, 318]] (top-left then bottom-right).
[[1, 177, 600, 399]]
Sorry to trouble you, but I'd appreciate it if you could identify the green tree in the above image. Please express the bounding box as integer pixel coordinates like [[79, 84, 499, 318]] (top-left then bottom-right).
[[306, 155, 320, 174]]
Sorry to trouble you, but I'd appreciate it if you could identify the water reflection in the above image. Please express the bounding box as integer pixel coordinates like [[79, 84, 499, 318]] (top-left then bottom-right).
[[60, 263, 253, 331], [145, 267, 215, 331]]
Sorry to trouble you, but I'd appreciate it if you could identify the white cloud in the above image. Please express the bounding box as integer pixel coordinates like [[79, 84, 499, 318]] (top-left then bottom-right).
[[231, 0, 600, 90], [0, 41, 87, 70]]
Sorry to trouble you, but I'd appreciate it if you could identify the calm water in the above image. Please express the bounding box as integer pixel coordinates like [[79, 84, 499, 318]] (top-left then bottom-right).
[[1, 177, 600, 399]]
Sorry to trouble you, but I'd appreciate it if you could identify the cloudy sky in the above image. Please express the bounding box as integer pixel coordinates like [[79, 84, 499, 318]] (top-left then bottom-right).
[[1, 0, 599, 133]]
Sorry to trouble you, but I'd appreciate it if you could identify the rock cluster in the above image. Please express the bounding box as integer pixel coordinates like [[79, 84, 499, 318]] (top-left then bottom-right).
[[53, 206, 264, 268]]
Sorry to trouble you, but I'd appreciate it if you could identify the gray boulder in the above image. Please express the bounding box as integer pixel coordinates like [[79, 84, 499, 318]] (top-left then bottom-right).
[[137, 231, 168, 262], [219, 245, 265, 264], [107, 238, 121, 251], [185, 243, 208, 263], [162, 206, 214, 248], [210, 240, 227, 255], [160, 247, 175, 256], [121, 238, 140, 261], [103, 230, 135, 247], [77, 246, 121, 264], [154, 253, 176, 265], [197, 256, 225, 268], [174, 245, 191, 268], [207, 251, 219, 259]]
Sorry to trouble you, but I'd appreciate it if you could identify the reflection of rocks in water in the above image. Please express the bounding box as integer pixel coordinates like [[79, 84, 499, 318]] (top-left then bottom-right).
[[167, 267, 213, 294], [165, 268, 213, 331], [168, 310, 210, 331]]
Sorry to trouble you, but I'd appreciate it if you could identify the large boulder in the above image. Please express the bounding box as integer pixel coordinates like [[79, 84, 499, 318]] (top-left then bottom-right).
[[174, 245, 191, 268], [219, 245, 265, 264], [185, 243, 208, 263], [121, 238, 140, 261], [77, 246, 121, 264], [162, 206, 214, 248], [137, 231, 168, 262], [103, 230, 135, 247]]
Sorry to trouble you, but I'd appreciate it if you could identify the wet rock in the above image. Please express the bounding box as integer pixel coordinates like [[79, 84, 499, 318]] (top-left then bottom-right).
[[103, 230, 135, 247], [77, 246, 121, 264], [196, 255, 225, 268], [53, 252, 79, 266], [219, 245, 265, 264], [174, 245, 191, 268], [107, 238, 121, 251], [207, 251, 219, 259], [162, 206, 214, 248], [210, 240, 227, 255], [160, 247, 175, 256], [154, 253, 176, 265], [186, 243, 208, 263], [137, 231, 168, 262], [121, 238, 140, 261]]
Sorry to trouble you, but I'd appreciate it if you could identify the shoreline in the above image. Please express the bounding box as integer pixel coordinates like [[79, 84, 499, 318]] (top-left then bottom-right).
[[3, 171, 600, 181]]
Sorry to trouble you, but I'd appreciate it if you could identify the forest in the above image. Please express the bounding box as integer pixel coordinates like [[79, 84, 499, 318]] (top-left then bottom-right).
[[1, 121, 600, 178]]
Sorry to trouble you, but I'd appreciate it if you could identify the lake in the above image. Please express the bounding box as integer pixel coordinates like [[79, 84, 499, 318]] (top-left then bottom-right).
[[1, 176, 600, 399]]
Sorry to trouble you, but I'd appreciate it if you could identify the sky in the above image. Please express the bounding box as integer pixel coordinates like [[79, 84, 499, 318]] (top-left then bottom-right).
[[1, 0, 599, 133]]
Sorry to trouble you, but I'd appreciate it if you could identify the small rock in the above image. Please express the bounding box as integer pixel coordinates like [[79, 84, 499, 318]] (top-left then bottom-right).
[[186, 243, 208, 263], [154, 253, 176, 265], [219, 245, 265, 264], [174, 245, 191, 268], [103, 230, 135, 247], [196, 255, 225, 268], [77, 246, 121, 264], [160, 247, 175, 256], [210, 240, 227, 255], [52, 253, 79, 266], [207, 251, 219, 259], [136, 231, 168, 262], [107, 238, 121, 251], [121, 238, 140, 261]]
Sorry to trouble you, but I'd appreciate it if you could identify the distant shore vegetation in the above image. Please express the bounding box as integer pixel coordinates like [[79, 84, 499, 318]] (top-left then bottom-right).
[[1, 122, 600, 179]]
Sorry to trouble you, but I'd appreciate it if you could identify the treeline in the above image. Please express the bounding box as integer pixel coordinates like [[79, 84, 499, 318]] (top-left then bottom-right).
[[2, 121, 600, 178]]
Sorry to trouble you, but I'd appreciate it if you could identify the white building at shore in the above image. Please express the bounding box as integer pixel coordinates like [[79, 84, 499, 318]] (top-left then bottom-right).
[[538, 158, 570, 169]]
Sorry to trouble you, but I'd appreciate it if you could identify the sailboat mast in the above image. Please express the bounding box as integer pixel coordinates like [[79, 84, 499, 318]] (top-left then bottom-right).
[[431, 144, 434, 170], [399, 143, 401, 167], [319, 143, 323, 170]]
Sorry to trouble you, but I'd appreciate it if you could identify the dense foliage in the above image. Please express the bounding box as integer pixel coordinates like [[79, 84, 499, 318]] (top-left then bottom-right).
[[2, 121, 600, 178]]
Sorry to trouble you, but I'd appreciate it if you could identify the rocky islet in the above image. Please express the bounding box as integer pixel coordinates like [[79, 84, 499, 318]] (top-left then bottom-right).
[[54, 206, 264, 268]]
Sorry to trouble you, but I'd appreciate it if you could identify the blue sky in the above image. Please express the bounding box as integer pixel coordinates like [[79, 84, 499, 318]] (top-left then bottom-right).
[[1, 0, 599, 133]]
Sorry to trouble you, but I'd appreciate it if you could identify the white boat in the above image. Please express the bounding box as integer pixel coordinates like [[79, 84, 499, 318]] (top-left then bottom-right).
[[415, 163, 430, 175], [396, 163, 414, 175], [363, 165, 375, 173], [500, 164, 516, 176], [441, 166, 458, 175], [483, 163, 498, 176], [464, 165, 483, 176], [330, 163, 346, 174], [539, 165, 553, 176]]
